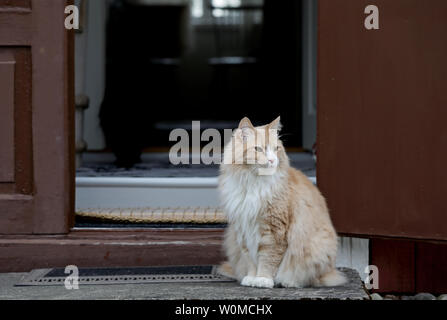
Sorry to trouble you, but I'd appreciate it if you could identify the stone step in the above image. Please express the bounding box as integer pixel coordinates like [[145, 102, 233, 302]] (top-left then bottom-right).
[[1, 267, 368, 300]]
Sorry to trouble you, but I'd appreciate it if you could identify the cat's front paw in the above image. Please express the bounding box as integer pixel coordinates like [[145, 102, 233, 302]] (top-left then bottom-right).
[[241, 276, 274, 288], [241, 276, 256, 287]]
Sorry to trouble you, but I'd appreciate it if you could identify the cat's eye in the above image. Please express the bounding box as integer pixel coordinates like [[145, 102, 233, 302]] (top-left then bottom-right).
[[275, 146, 280, 151], [254, 146, 264, 152]]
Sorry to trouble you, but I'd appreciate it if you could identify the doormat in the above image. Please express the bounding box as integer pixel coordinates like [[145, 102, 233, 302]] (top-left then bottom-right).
[[16, 265, 234, 287], [76, 207, 227, 224]]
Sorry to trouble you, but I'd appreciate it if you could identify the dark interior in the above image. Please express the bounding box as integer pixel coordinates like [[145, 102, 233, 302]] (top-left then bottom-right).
[[99, 0, 302, 167]]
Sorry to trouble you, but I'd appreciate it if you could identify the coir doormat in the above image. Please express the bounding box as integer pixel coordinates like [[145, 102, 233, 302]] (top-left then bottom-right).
[[16, 265, 234, 287], [76, 207, 227, 224]]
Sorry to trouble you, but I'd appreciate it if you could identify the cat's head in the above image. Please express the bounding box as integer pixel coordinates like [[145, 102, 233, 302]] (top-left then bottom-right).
[[222, 117, 288, 174]]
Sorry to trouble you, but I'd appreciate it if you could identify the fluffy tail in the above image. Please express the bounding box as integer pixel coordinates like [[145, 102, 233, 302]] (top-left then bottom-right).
[[216, 261, 236, 279], [318, 269, 347, 287]]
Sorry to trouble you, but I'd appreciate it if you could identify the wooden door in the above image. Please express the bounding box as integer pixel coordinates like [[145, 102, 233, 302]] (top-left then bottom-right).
[[0, 0, 74, 234], [317, 0, 447, 241]]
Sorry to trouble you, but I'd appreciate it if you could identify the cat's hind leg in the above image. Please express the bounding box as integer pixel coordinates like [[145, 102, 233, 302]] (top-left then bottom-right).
[[275, 251, 311, 288], [315, 269, 347, 287], [216, 258, 257, 283], [216, 261, 236, 279]]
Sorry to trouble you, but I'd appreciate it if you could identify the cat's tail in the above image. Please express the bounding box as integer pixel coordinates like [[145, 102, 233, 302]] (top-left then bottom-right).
[[318, 269, 347, 287], [216, 261, 236, 279]]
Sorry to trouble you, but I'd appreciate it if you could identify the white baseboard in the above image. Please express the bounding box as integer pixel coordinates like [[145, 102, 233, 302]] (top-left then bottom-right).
[[76, 177, 220, 209], [336, 237, 369, 278]]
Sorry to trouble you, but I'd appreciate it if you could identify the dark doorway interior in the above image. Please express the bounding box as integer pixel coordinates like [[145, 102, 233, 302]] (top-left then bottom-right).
[[99, 0, 302, 167]]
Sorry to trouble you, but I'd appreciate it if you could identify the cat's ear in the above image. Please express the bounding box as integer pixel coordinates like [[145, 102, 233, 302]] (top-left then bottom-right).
[[268, 116, 282, 131], [238, 117, 255, 139]]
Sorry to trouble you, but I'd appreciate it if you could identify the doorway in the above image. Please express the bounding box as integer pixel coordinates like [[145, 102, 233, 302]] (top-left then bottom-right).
[[74, 0, 317, 228]]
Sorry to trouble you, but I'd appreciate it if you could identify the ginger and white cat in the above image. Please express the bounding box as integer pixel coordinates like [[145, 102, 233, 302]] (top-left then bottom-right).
[[218, 117, 346, 288]]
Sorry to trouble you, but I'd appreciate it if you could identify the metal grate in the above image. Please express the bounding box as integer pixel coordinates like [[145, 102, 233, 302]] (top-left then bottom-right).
[[16, 265, 234, 287]]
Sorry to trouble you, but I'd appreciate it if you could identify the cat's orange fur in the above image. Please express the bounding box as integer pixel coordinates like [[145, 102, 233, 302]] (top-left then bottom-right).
[[217, 117, 346, 288]]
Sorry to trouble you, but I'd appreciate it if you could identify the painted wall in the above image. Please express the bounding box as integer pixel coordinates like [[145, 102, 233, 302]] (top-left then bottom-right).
[[75, 0, 107, 150], [301, 0, 317, 150]]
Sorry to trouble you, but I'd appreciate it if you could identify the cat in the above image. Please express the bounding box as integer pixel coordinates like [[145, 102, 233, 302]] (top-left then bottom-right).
[[217, 117, 346, 288]]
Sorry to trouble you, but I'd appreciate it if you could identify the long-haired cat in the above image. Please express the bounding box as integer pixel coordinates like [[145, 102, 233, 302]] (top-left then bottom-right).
[[218, 117, 346, 288]]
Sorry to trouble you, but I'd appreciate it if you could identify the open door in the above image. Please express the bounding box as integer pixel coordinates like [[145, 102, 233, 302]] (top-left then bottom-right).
[[318, 1, 447, 292], [317, 0, 447, 242], [0, 0, 74, 234]]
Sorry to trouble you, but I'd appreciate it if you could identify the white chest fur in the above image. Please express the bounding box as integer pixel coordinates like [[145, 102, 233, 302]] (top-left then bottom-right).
[[219, 170, 283, 263]]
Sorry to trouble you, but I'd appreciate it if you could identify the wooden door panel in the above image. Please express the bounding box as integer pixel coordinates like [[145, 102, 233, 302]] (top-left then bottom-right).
[[0, 48, 33, 195], [0, 47, 34, 234], [0, 4, 32, 45], [0, 0, 74, 234], [0, 53, 16, 183], [0, 0, 31, 8], [318, 0, 447, 240]]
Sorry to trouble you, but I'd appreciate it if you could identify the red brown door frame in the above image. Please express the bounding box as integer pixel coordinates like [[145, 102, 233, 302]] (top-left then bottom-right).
[[0, 0, 74, 234], [0, 229, 225, 273], [318, 0, 447, 293], [318, 0, 447, 241]]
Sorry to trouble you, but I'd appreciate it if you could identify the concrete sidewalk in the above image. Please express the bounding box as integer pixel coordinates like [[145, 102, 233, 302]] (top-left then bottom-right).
[[0, 268, 368, 300]]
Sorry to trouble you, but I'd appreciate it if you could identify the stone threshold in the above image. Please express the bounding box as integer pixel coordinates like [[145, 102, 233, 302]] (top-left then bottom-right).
[[0, 268, 368, 300]]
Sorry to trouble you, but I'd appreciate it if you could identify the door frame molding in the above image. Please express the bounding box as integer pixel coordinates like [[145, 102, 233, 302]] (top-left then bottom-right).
[[0, 228, 225, 273]]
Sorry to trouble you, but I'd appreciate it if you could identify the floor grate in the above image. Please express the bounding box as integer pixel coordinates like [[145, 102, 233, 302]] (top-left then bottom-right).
[[16, 265, 234, 287]]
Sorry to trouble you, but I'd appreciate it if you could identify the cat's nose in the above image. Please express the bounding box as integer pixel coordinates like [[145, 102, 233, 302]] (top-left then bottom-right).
[[268, 159, 274, 164]]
